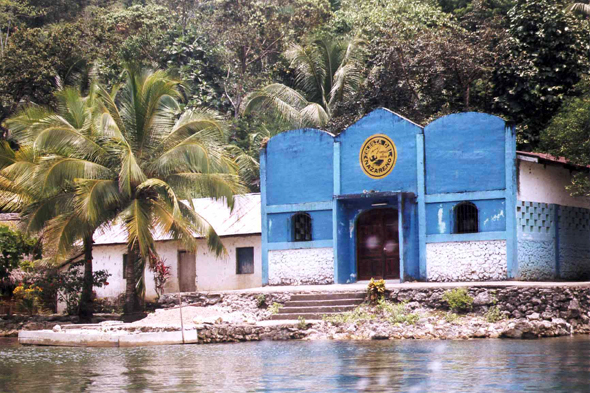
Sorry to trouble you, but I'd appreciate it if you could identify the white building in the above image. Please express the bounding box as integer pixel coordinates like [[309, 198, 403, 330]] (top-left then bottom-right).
[[91, 194, 261, 302]]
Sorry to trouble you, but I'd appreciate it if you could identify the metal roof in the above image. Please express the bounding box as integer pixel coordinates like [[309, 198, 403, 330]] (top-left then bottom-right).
[[93, 193, 261, 245], [517, 151, 590, 171]]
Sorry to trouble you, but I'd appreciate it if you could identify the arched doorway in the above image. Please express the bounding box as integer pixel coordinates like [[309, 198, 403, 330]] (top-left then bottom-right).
[[356, 209, 400, 280]]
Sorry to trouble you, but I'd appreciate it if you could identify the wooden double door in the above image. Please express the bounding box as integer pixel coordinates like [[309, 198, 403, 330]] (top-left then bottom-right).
[[356, 209, 400, 280]]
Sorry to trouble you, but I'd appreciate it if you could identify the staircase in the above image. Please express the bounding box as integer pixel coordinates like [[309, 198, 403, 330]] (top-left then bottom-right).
[[270, 292, 366, 321]]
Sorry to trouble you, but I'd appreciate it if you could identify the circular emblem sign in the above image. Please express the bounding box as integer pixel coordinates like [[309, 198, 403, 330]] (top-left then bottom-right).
[[359, 134, 397, 179]]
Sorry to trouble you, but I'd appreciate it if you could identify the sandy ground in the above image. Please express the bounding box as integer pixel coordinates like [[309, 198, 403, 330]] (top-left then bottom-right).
[[132, 305, 252, 327]]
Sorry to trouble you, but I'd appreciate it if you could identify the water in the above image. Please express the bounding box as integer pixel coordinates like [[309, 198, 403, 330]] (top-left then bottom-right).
[[1, 336, 590, 392]]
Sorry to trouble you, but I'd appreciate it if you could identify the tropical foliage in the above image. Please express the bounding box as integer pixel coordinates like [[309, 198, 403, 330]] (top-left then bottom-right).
[[4, 66, 247, 313], [243, 37, 365, 128]]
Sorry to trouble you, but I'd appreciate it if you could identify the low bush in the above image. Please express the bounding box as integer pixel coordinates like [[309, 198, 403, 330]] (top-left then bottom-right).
[[442, 288, 473, 313], [367, 278, 386, 303], [256, 294, 266, 308], [268, 302, 283, 314], [485, 305, 503, 323]]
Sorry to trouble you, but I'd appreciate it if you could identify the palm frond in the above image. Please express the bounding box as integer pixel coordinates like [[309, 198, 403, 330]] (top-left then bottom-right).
[[242, 84, 308, 127], [74, 179, 121, 226], [568, 2, 590, 15], [121, 198, 155, 259], [285, 44, 327, 106], [301, 103, 330, 128]]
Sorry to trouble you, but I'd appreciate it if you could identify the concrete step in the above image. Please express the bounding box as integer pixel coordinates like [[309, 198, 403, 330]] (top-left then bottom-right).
[[270, 312, 343, 321], [285, 299, 364, 307], [289, 292, 366, 302], [278, 305, 357, 314]]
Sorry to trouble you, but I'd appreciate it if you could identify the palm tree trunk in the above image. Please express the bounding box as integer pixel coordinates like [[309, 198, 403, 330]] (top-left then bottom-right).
[[124, 244, 140, 314], [78, 234, 94, 322]]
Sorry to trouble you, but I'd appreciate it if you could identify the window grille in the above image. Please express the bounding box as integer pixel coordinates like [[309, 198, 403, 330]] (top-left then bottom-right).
[[454, 202, 479, 234], [293, 213, 312, 242]]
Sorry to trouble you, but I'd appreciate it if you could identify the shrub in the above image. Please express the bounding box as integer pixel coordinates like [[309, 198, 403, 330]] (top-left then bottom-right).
[[57, 262, 111, 315], [149, 253, 171, 300], [442, 288, 473, 313], [367, 278, 386, 303], [13, 284, 42, 315], [256, 294, 266, 308], [485, 305, 503, 323], [268, 302, 283, 315], [298, 316, 307, 329]]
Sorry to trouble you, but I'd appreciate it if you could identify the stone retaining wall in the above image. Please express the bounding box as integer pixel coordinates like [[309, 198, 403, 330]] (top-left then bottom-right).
[[162, 284, 590, 330]]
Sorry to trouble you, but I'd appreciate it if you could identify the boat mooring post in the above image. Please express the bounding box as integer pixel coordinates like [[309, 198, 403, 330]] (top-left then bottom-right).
[[177, 291, 185, 344]]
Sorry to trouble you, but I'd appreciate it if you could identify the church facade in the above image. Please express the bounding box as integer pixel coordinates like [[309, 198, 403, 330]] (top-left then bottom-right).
[[260, 109, 590, 285]]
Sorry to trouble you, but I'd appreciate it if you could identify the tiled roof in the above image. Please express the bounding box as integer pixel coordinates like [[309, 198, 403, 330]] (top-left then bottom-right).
[[93, 193, 261, 245]]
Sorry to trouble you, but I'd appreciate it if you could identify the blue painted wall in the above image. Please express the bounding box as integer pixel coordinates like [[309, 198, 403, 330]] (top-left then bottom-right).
[[424, 113, 506, 194], [267, 210, 333, 243], [425, 199, 506, 235], [265, 129, 334, 205], [337, 109, 422, 196]]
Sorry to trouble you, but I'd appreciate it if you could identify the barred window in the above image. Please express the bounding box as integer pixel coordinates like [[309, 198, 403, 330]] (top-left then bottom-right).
[[454, 202, 479, 234], [292, 213, 312, 242]]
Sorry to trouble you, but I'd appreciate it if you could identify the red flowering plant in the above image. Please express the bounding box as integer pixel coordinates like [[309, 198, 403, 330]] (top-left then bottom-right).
[[149, 253, 171, 300]]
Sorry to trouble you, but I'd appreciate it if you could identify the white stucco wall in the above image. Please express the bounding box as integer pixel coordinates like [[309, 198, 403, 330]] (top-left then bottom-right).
[[518, 160, 590, 209], [426, 240, 507, 281], [90, 235, 261, 302], [268, 247, 334, 285]]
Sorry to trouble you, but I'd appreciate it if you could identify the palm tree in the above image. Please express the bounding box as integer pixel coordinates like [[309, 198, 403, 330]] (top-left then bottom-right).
[[4, 87, 103, 321], [6, 67, 247, 315], [243, 37, 364, 128]]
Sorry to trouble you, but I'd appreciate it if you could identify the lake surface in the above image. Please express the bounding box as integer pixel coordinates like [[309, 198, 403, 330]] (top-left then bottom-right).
[[1, 336, 590, 392]]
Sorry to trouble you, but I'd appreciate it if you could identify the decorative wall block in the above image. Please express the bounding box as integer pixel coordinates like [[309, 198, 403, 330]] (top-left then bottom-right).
[[516, 201, 554, 234]]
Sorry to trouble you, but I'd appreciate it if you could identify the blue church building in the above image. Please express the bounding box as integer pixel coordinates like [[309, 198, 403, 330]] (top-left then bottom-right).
[[260, 109, 590, 285]]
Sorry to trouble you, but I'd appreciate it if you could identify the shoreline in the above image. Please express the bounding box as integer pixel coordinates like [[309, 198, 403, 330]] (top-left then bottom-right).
[[9, 281, 590, 346]]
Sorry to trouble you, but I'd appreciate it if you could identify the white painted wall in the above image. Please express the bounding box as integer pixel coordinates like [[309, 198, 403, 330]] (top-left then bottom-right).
[[518, 161, 590, 209], [426, 240, 507, 282], [89, 235, 262, 302], [268, 247, 334, 285]]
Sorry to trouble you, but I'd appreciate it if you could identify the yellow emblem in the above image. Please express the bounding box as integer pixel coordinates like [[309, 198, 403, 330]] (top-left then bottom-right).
[[359, 134, 397, 179]]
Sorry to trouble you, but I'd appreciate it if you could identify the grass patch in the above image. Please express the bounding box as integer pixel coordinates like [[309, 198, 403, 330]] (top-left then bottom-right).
[[322, 300, 419, 326], [322, 305, 376, 325], [377, 299, 420, 325]]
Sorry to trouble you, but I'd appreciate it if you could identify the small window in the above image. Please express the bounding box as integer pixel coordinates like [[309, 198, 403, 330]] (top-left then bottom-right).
[[292, 213, 312, 242], [122, 254, 128, 279], [237, 247, 254, 274], [454, 202, 479, 234]]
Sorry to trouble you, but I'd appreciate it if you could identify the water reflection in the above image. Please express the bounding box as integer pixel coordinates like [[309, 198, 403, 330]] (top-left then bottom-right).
[[1, 337, 590, 392]]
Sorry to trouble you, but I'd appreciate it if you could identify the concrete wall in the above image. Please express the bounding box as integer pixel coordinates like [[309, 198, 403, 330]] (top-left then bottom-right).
[[268, 247, 334, 285], [425, 113, 506, 194], [518, 161, 590, 209], [426, 240, 507, 281], [91, 235, 262, 302]]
